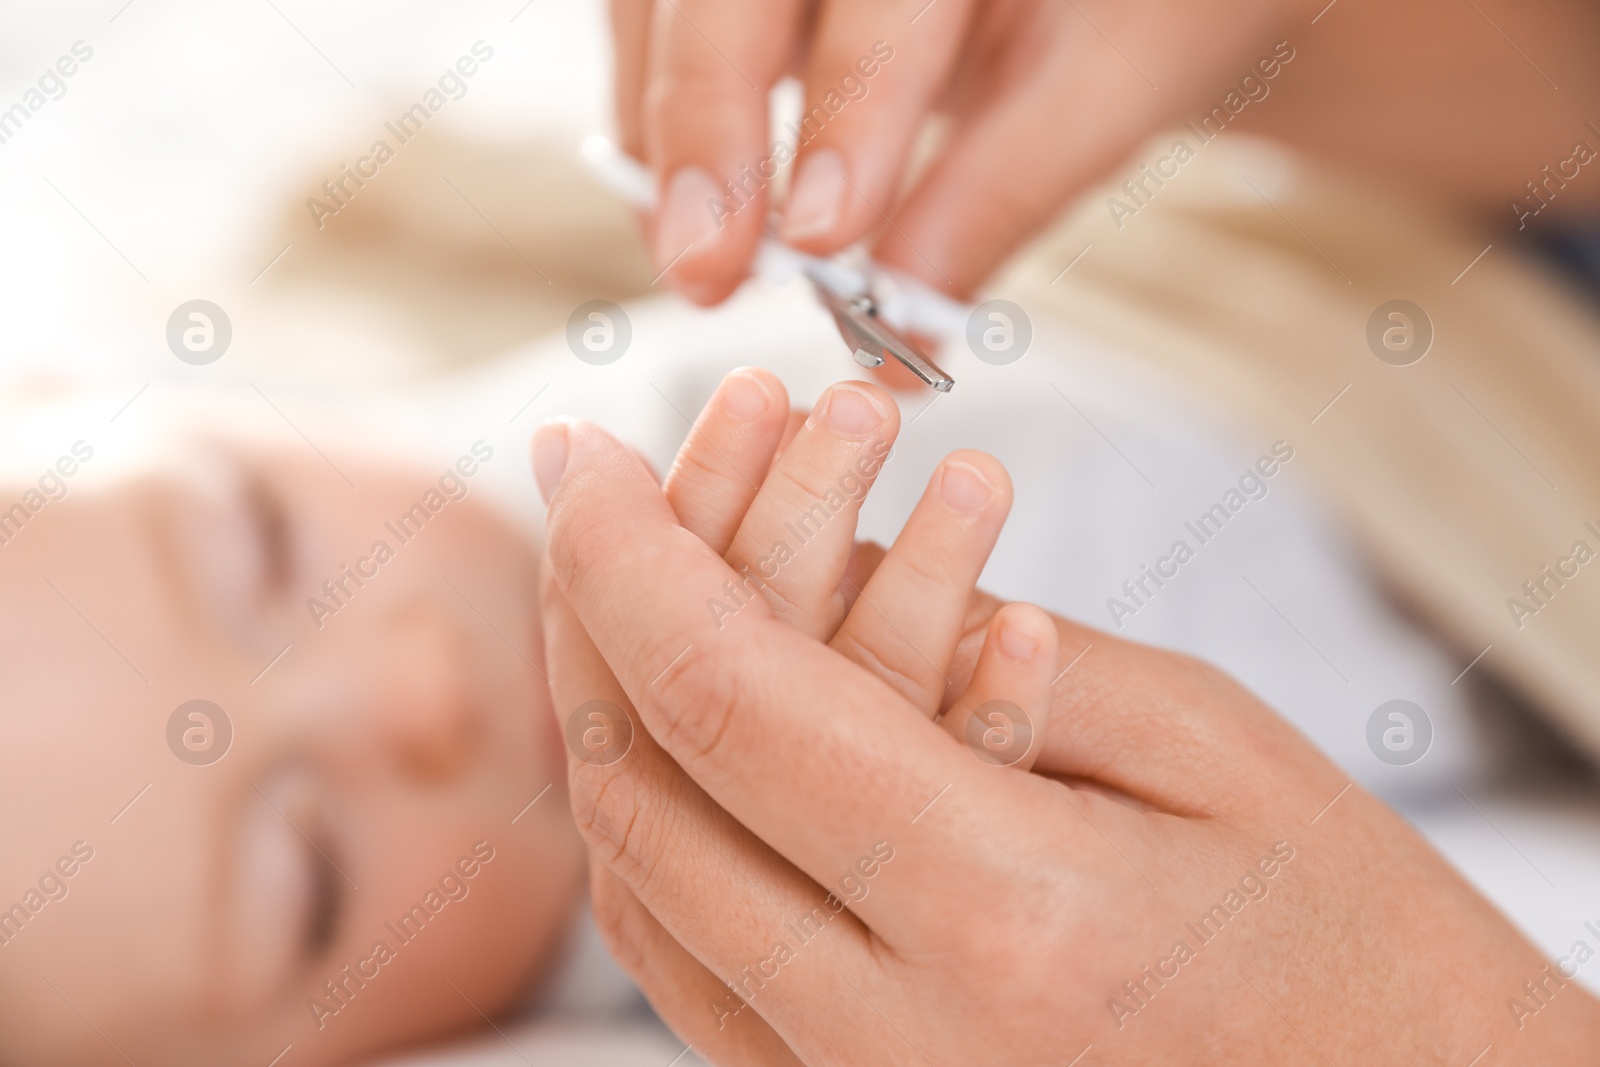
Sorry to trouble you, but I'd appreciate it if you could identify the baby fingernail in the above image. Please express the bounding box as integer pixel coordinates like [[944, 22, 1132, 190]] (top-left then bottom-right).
[[533, 422, 569, 505], [999, 617, 1039, 662], [940, 460, 995, 514], [723, 370, 772, 420], [655, 166, 724, 272], [820, 383, 888, 438]]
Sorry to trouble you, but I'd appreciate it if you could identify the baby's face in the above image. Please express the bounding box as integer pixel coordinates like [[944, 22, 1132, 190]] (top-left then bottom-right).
[[0, 433, 583, 1065]]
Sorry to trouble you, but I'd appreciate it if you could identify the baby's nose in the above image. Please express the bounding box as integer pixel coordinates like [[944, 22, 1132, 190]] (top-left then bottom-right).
[[369, 609, 481, 782]]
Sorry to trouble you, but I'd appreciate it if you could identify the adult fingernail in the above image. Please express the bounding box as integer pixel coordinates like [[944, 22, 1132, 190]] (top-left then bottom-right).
[[939, 460, 995, 514], [533, 422, 568, 505], [722, 369, 772, 420], [999, 616, 1039, 663], [655, 166, 725, 273], [781, 149, 847, 243], [819, 382, 887, 438]]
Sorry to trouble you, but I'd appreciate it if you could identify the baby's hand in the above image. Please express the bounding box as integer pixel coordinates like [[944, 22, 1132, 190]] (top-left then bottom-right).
[[661, 368, 1058, 766]]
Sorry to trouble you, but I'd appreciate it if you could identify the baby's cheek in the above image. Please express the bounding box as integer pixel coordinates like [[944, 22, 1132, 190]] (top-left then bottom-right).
[[434, 831, 586, 1012], [304, 836, 582, 1053], [529, 677, 566, 781]]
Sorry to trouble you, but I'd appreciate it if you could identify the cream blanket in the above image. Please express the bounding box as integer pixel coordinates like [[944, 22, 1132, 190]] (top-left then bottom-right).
[[997, 135, 1600, 760]]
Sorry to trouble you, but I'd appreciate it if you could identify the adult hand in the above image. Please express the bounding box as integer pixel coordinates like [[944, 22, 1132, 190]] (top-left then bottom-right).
[[534, 415, 1600, 1064], [611, 0, 1302, 302]]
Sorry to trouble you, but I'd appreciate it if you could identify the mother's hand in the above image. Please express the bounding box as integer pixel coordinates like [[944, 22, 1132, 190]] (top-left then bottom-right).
[[613, 0, 1304, 302], [534, 418, 1600, 1065]]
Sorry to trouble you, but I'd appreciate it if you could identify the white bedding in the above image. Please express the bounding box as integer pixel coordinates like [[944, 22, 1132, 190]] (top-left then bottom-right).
[[375, 1020, 700, 1067]]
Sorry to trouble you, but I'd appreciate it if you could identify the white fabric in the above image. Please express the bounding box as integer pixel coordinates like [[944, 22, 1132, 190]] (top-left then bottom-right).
[[372, 1020, 699, 1067]]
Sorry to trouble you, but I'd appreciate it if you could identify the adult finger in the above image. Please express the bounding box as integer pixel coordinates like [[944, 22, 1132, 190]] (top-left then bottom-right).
[[874, 17, 1161, 294], [542, 557, 896, 1057], [664, 367, 790, 554], [539, 556, 872, 981], [588, 860, 805, 1067], [608, 0, 655, 159], [777, 0, 976, 254], [724, 380, 899, 639], [643, 0, 807, 304], [831, 450, 1011, 714], [937, 603, 1056, 774], [537, 419, 1065, 942]]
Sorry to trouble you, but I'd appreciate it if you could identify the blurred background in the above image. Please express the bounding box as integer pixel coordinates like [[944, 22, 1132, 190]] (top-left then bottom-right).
[[0, 0, 651, 384]]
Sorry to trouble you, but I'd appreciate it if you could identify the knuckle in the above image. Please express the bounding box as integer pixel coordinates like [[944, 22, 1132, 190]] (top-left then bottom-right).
[[670, 442, 749, 506], [832, 626, 938, 712], [886, 544, 956, 597], [570, 771, 663, 894], [728, 556, 833, 635], [644, 66, 760, 131], [768, 462, 842, 516], [637, 635, 743, 779], [756, 580, 817, 630]]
